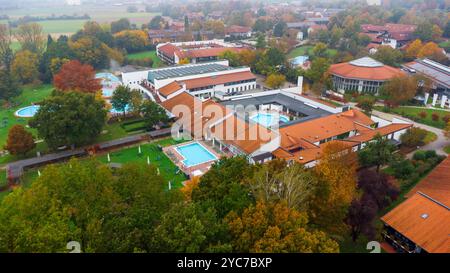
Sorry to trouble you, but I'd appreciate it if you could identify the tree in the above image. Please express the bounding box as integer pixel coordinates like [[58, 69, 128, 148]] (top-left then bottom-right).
[[4, 125, 35, 156], [358, 133, 396, 172], [444, 21, 450, 39], [265, 73, 286, 89], [345, 196, 377, 242], [53, 60, 101, 93], [310, 141, 358, 235], [184, 15, 190, 32], [151, 203, 230, 253], [226, 201, 339, 253], [148, 16, 166, 30], [305, 57, 330, 83], [400, 127, 428, 148], [39, 35, 75, 83], [14, 23, 46, 56], [380, 75, 417, 106], [129, 89, 143, 115], [255, 34, 266, 49], [11, 50, 39, 84], [372, 46, 403, 67], [417, 42, 445, 61], [29, 91, 106, 149], [0, 68, 21, 102], [356, 95, 375, 114], [192, 157, 255, 218], [0, 160, 181, 252], [273, 21, 287, 37], [249, 160, 317, 211], [405, 39, 423, 60], [413, 22, 433, 41], [265, 47, 285, 67], [68, 37, 110, 69], [114, 30, 149, 53], [0, 24, 13, 68], [140, 100, 169, 130], [357, 169, 399, 211], [111, 85, 132, 116], [431, 25, 443, 41], [445, 121, 450, 139], [312, 42, 328, 58], [111, 18, 131, 34], [218, 50, 240, 67]]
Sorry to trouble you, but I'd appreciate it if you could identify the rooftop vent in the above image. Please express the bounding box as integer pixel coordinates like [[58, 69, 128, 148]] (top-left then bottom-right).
[[421, 213, 429, 219]]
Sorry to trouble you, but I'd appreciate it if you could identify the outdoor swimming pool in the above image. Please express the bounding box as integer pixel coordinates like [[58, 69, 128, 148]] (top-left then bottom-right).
[[15, 105, 40, 118], [102, 88, 114, 98], [109, 104, 131, 114], [175, 142, 218, 167], [96, 73, 121, 84], [250, 113, 290, 127]]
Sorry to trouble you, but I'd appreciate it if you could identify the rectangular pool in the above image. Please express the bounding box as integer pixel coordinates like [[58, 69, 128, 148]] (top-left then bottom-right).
[[175, 142, 218, 167]]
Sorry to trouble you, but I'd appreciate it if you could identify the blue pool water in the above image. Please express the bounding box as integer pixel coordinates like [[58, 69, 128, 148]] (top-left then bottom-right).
[[176, 142, 218, 167], [102, 88, 114, 97], [109, 104, 131, 114], [95, 73, 121, 84], [250, 113, 289, 127], [15, 105, 40, 118]]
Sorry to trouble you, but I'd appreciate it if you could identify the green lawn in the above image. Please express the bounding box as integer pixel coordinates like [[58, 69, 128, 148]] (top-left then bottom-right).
[[375, 106, 449, 129], [97, 138, 188, 188], [444, 145, 450, 154], [0, 84, 53, 149], [37, 20, 88, 34], [0, 169, 6, 188], [126, 50, 163, 68], [287, 45, 338, 59]]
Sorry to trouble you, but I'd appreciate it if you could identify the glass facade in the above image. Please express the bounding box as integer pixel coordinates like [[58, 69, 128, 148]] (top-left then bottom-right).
[[332, 75, 384, 94]]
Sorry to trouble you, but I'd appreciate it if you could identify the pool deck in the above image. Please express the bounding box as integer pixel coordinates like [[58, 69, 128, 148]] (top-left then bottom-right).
[[163, 140, 224, 178]]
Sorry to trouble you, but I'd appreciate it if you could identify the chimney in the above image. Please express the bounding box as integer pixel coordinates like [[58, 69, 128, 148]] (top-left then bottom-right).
[[297, 76, 303, 94]]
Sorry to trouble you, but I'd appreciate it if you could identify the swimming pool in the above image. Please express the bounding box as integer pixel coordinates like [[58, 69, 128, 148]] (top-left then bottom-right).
[[250, 113, 290, 127], [95, 73, 121, 84], [175, 142, 218, 167], [15, 105, 40, 118], [109, 104, 131, 114], [102, 88, 114, 98]]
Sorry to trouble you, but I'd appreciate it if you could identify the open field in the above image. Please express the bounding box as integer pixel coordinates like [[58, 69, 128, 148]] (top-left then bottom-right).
[[287, 45, 338, 59], [374, 106, 449, 129], [2, 4, 160, 35], [126, 50, 163, 68]]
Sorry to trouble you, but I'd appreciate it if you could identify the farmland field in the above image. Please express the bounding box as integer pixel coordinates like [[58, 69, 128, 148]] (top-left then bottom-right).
[[3, 4, 160, 35]]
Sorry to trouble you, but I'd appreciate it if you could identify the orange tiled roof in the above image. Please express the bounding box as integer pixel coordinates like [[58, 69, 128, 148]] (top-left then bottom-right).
[[328, 61, 405, 81], [158, 81, 183, 97], [406, 156, 450, 208], [182, 71, 256, 90], [279, 109, 374, 147], [381, 193, 450, 253], [226, 25, 252, 34], [158, 43, 179, 56], [346, 123, 412, 143]]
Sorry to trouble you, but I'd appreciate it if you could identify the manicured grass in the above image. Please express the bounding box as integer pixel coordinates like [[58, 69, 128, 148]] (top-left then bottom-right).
[[375, 106, 449, 129], [97, 138, 189, 188], [126, 50, 163, 68], [0, 84, 53, 149], [423, 130, 437, 145], [287, 45, 338, 59], [0, 169, 7, 188], [444, 145, 450, 154]]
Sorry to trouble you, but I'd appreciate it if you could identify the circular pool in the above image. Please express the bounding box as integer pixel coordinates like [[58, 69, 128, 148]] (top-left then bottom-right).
[[15, 105, 40, 118]]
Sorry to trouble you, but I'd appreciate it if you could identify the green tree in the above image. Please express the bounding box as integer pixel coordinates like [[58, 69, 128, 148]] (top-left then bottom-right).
[[4, 125, 35, 156], [312, 42, 328, 58], [129, 89, 143, 114], [373, 46, 403, 67], [0, 68, 21, 102], [140, 100, 169, 130], [413, 22, 433, 41], [151, 203, 231, 253], [358, 133, 396, 172], [400, 127, 428, 148], [29, 91, 107, 149], [273, 21, 287, 37], [192, 156, 255, 218], [111, 18, 131, 34], [305, 57, 330, 83], [443, 21, 450, 39], [14, 23, 46, 56], [255, 34, 267, 49], [111, 85, 132, 116]]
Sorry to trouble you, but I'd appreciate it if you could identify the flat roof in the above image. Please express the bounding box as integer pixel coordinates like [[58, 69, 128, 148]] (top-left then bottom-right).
[[403, 59, 450, 89], [221, 93, 331, 125], [147, 63, 234, 83]]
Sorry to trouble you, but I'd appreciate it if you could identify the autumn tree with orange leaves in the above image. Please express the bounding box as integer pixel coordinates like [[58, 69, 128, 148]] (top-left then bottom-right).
[[226, 201, 339, 253], [309, 141, 358, 235], [53, 60, 101, 93]]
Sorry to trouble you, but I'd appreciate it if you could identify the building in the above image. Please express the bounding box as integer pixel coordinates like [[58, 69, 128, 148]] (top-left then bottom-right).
[[360, 23, 417, 50], [156, 82, 412, 166], [156, 40, 247, 65], [329, 57, 405, 94], [381, 156, 450, 253], [122, 61, 257, 100], [225, 25, 252, 39], [402, 59, 450, 108]]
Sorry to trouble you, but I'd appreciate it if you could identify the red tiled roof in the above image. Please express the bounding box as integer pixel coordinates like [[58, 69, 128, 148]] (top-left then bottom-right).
[[158, 81, 183, 97], [226, 25, 252, 34], [328, 61, 405, 81], [182, 71, 256, 90], [158, 43, 179, 57], [381, 193, 450, 253], [346, 123, 412, 143]]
